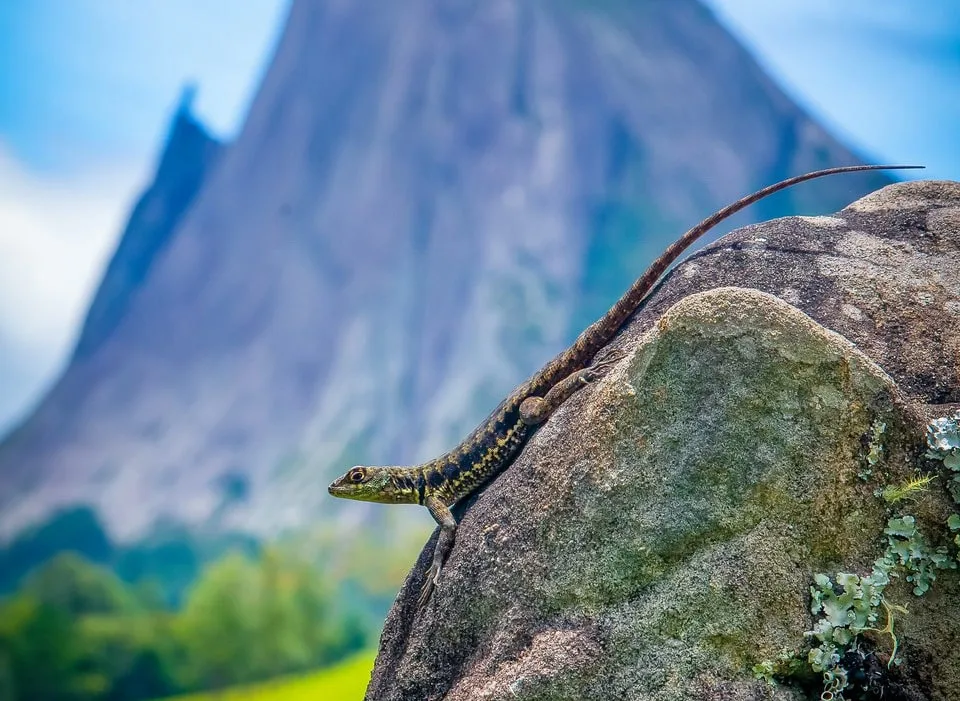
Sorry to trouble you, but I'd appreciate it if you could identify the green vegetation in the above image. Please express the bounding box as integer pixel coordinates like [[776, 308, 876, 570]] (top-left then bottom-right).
[[879, 474, 935, 504], [858, 419, 886, 481], [0, 501, 427, 701], [926, 410, 960, 501], [0, 506, 259, 607], [161, 651, 374, 701], [757, 412, 960, 699], [0, 546, 370, 701], [805, 514, 954, 680]]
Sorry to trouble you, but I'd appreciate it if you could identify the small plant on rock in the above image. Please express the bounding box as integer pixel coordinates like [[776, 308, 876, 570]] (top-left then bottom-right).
[[926, 410, 960, 502], [758, 413, 960, 698], [859, 420, 887, 481]]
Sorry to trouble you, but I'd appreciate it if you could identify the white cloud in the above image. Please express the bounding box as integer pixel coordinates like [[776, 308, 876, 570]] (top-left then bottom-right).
[[0, 145, 145, 432]]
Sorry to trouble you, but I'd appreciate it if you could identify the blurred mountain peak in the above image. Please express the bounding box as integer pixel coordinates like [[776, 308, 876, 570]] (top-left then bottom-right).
[[176, 82, 199, 117], [71, 89, 222, 362]]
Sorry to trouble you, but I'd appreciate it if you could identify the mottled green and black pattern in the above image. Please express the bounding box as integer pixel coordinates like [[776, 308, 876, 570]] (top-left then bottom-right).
[[329, 398, 531, 507], [327, 164, 922, 606]]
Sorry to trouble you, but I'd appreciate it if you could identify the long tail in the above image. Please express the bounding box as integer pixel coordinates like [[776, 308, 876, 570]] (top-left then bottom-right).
[[539, 163, 924, 385]]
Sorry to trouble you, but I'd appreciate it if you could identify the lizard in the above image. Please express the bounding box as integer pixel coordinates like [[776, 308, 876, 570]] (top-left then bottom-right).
[[328, 164, 922, 606]]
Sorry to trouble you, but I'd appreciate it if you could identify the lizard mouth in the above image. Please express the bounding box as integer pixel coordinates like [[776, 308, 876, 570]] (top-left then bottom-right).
[[327, 481, 365, 500]]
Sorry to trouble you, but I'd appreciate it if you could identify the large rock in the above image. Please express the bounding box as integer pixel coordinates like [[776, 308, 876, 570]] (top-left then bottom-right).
[[367, 181, 960, 700]]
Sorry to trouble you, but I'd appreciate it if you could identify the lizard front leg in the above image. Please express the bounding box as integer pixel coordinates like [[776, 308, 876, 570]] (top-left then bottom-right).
[[418, 495, 457, 608], [519, 350, 625, 426]]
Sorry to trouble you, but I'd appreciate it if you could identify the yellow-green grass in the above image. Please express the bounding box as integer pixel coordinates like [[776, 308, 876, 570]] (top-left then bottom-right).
[[160, 651, 375, 701]]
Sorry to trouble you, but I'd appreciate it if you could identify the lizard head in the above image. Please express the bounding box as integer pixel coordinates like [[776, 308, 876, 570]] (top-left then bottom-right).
[[327, 465, 419, 504]]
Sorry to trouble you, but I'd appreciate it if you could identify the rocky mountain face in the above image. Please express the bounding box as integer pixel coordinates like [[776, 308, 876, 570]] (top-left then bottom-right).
[[0, 0, 895, 541], [72, 86, 223, 361]]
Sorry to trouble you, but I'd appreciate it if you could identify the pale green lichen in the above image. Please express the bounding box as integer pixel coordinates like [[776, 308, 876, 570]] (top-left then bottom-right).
[[883, 515, 956, 595], [859, 419, 887, 481], [926, 411, 960, 457], [803, 515, 956, 698], [806, 568, 888, 674], [926, 410, 960, 503], [751, 659, 777, 685], [796, 414, 960, 698], [926, 411, 960, 558], [751, 649, 803, 686]]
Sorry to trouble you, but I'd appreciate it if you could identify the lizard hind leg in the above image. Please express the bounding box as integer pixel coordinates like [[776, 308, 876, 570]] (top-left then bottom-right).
[[519, 348, 626, 426]]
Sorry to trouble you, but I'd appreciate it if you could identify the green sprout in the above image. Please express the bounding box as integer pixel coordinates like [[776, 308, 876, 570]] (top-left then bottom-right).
[[881, 474, 935, 504]]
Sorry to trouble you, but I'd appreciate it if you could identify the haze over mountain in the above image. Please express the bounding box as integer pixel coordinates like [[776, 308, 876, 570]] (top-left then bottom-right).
[[0, 0, 893, 541]]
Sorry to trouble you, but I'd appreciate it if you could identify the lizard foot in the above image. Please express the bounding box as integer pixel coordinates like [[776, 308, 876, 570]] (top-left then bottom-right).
[[586, 348, 627, 379], [417, 561, 442, 609]]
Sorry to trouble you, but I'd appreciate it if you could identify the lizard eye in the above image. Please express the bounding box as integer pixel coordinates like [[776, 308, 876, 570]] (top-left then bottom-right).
[[349, 468, 366, 483]]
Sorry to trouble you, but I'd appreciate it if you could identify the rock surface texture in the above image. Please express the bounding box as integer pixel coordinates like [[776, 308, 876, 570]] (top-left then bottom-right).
[[367, 180, 960, 701]]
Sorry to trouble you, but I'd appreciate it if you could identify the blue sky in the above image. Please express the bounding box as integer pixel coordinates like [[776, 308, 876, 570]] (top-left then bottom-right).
[[705, 0, 959, 180], [0, 0, 290, 172], [0, 0, 957, 435]]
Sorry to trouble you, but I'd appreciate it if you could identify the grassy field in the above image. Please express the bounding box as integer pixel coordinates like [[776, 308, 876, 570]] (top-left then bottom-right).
[[163, 652, 375, 700]]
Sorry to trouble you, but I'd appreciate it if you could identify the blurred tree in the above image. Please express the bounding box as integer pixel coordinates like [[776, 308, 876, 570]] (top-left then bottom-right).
[[76, 615, 181, 701], [23, 553, 136, 616], [174, 552, 261, 689], [114, 527, 260, 607], [0, 647, 15, 701], [113, 539, 199, 608], [0, 595, 85, 700], [0, 508, 112, 593], [0, 541, 369, 699], [131, 578, 167, 613], [267, 548, 366, 668], [254, 547, 308, 678]]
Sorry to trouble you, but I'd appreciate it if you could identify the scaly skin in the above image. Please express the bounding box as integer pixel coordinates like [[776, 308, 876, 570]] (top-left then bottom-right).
[[328, 164, 923, 606]]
